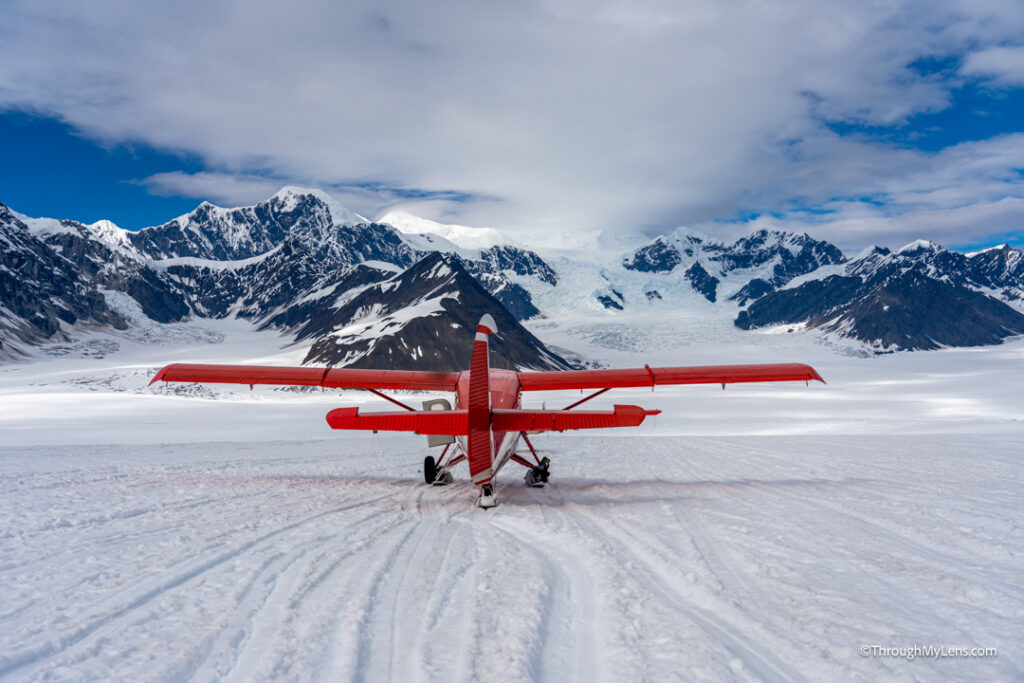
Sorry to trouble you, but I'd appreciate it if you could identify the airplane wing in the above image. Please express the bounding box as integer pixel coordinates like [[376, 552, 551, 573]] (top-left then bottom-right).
[[517, 363, 824, 391], [325, 405, 659, 434], [491, 405, 658, 431], [149, 363, 460, 392], [326, 407, 468, 434]]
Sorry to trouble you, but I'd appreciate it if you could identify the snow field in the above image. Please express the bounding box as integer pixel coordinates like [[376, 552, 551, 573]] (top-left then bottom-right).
[[0, 433, 1020, 681], [0, 319, 1022, 681]]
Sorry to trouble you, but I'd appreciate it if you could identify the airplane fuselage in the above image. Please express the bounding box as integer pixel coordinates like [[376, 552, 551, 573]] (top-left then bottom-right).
[[453, 367, 522, 485]]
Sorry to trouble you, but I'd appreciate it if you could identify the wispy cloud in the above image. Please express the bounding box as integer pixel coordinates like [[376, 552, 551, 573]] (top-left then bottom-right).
[[137, 170, 491, 219], [0, 0, 1022, 247], [138, 172, 282, 207], [961, 46, 1024, 87]]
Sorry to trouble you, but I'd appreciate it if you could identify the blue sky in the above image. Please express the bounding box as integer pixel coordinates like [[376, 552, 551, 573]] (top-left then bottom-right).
[[0, 112, 202, 228], [0, 0, 1022, 251]]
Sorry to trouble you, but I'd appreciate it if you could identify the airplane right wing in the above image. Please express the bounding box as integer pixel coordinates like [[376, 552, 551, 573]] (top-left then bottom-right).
[[517, 363, 824, 391]]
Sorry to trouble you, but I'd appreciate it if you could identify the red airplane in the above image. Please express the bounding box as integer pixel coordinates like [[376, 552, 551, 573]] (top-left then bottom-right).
[[150, 314, 824, 507]]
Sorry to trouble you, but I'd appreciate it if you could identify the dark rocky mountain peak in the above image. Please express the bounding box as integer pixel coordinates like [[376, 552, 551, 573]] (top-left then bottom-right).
[[736, 239, 1024, 351], [685, 261, 719, 302], [623, 226, 846, 304], [301, 252, 574, 371], [1, 202, 127, 355], [622, 236, 684, 273], [128, 187, 364, 261]]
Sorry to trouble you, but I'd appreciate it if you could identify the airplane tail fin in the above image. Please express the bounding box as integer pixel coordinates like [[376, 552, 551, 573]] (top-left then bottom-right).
[[468, 314, 496, 485]]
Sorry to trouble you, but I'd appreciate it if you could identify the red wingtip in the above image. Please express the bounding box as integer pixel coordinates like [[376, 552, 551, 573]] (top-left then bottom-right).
[[325, 407, 360, 429], [646, 409, 662, 416], [804, 365, 826, 384], [149, 364, 174, 386]]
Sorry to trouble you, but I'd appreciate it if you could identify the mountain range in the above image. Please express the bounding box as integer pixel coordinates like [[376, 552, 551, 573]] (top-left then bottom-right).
[[2, 187, 1023, 366]]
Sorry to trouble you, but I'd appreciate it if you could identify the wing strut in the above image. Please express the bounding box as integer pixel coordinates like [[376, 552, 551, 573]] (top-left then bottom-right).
[[563, 387, 611, 411], [366, 388, 416, 412]]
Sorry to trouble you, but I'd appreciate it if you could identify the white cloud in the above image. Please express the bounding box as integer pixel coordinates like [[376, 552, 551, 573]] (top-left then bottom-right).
[[0, 0, 1022, 248], [724, 135, 1024, 250], [961, 46, 1024, 86], [139, 172, 283, 207]]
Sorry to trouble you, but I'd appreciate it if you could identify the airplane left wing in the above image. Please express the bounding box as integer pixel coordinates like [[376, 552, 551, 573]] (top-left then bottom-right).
[[517, 363, 824, 391], [149, 363, 460, 392]]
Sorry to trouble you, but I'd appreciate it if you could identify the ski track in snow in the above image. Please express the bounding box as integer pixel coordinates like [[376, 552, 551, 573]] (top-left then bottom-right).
[[1, 434, 1021, 682], [1, 323, 1023, 681]]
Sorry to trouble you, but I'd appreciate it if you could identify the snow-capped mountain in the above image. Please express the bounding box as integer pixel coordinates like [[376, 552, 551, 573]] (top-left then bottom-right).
[[379, 210, 519, 251], [301, 252, 573, 371], [0, 203, 128, 355], [736, 241, 1024, 350], [129, 187, 367, 261], [29, 215, 191, 324], [0, 189, 566, 364], [622, 228, 846, 304], [2, 188, 1023, 361]]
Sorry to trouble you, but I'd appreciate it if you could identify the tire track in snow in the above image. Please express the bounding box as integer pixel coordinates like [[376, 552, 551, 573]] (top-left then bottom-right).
[[415, 509, 480, 681], [0, 490, 399, 679], [342, 522, 421, 682], [564, 499, 808, 683], [666, 502, 769, 614], [189, 507, 405, 681], [490, 511, 600, 683]]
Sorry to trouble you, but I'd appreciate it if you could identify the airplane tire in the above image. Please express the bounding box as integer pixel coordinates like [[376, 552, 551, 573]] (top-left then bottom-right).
[[424, 455, 437, 484]]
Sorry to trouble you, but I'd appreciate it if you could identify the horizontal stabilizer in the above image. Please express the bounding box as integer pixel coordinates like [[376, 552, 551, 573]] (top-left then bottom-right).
[[491, 405, 659, 432], [326, 407, 468, 434], [324, 404, 659, 434]]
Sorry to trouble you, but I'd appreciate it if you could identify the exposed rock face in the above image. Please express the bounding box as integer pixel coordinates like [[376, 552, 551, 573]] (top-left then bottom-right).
[[684, 261, 719, 302], [736, 253, 1024, 351], [0, 203, 127, 354], [622, 237, 682, 273], [473, 245, 558, 286], [127, 188, 364, 261], [39, 224, 190, 324], [729, 278, 775, 306], [302, 253, 575, 371], [715, 230, 845, 287], [137, 192, 554, 324], [596, 288, 625, 310], [623, 228, 846, 303]]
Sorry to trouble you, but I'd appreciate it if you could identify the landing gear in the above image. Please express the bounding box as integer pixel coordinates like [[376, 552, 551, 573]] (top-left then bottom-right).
[[425, 444, 464, 486], [524, 456, 550, 487], [424, 455, 455, 486], [513, 432, 551, 488], [477, 484, 497, 509]]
